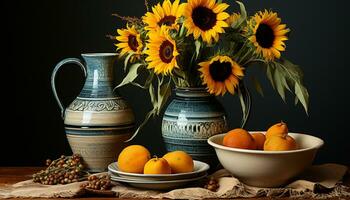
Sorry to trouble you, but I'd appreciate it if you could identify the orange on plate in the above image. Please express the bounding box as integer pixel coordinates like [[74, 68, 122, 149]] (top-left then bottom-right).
[[117, 145, 151, 173], [222, 128, 255, 150], [144, 157, 171, 174], [163, 151, 194, 174]]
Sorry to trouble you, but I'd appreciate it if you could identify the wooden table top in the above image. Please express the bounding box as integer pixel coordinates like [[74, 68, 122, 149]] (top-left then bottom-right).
[[0, 167, 349, 200]]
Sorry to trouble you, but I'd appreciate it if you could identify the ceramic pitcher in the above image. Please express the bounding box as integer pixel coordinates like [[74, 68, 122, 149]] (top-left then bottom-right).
[[51, 53, 135, 172]]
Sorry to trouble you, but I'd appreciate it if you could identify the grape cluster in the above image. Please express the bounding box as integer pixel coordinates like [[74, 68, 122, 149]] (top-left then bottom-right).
[[204, 177, 220, 192], [80, 174, 112, 191], [33, 154, 88, 185]]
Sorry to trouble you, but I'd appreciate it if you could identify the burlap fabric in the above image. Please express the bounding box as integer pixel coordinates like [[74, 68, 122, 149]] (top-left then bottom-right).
[[0, 163, 349, 199]]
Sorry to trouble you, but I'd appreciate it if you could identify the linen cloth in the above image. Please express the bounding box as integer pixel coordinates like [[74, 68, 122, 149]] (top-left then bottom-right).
[[0, 163, 349, 199]]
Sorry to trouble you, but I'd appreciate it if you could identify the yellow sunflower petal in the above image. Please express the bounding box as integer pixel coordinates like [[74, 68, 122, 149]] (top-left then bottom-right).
[[249, 10, 289, 61], [198, 55, 243, 96], [162, 0, 171, 15], [115, 26, 143, 57], [225, 79, 235, 94], [213, 3, 229, 13], [184, 0, 229, 44], [217, 12, 230, 20], [145, 26, 179, 75]]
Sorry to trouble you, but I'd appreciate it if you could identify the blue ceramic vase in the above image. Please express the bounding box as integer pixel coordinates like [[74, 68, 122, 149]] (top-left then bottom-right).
[[51, 53, 135, 172], [162, 87, 229, 166]]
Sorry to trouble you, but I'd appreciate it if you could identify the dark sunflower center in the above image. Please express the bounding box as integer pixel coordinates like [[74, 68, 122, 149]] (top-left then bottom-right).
[[192, 6, 217, 31], [159, 40, 174, 63], [255, 23, 275, 48], [158, 15, 177, 26], [209, 61, 232, 82], [128, 35, 138, 51]]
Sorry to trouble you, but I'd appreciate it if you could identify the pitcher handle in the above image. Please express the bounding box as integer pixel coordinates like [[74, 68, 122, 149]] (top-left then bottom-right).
[[51, 58, 87, 119]]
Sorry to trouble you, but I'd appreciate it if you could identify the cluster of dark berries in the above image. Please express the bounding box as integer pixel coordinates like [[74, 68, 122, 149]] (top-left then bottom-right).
[[33, 154, 88, 185], [80, 174, 112, 191], [204, 177, 220, 192]]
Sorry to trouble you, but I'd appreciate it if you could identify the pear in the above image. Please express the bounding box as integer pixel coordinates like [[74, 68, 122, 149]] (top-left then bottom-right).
[[266, 121, 288, 138]]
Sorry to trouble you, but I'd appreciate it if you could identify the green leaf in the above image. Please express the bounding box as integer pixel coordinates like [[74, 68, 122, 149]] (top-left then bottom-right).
[[273, 68, 286, 102], [195, 40, 201, 59], [238, 88, 246, 117], [251, 76, 264, 97], [116, 63, 142, 88], [125, 79, 159, 142], [173, 68, 186, 80], [124, 52, 135, 71], [179, 23, 186, 37], [237, 1, 247, 19], [267, 59, 309, 114], [144, 72, 155, 88], [125, 109, 156, 142], [266, 63, 276, 89], [149, 82, 157, 107], [237, 83, 251, 128], [156, 76, 163, 112], [294, 96, 299, 105], [281, 72, 292, 92], [130, 72, 155, 89], [282, 59, 304, 80], [234, 1, 247, 28], [157, 80, 172, 115], [130, 82, 145, 89], [294, 82, 309, 114]]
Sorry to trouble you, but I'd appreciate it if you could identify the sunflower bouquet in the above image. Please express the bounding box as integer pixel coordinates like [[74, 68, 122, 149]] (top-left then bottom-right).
[[114, 0, 309, 140]]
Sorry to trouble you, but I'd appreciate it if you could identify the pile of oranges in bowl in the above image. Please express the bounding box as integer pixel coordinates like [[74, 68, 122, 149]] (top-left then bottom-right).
[[207, 121, 324, 187], [223, 121, 297, 151]]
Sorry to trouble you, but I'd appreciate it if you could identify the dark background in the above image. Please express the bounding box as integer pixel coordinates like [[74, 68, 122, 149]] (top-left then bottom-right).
[[5, 0, 350, 166]]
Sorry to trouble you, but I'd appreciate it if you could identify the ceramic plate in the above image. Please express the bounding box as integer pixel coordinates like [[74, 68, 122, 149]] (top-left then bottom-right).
[[111, 173, 207, 190], [108, 160, 209, 181]]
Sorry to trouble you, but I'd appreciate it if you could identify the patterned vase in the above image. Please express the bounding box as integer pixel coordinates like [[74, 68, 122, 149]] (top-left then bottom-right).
[[161, 87, 229, 166], [51, 53, 135, 172]]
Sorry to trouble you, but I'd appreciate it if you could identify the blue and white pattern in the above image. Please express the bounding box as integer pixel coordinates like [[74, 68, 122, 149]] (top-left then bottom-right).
[[51, 53, 135, 172], [161, 87, 228, 166]]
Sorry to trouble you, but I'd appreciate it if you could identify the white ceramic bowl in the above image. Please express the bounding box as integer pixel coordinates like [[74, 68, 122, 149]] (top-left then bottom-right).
[[208, 132, 324, 188]]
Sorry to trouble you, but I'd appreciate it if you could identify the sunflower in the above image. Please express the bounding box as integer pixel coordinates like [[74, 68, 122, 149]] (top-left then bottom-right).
[[145, 26, 179, 75], [183, 0, 230, 44], [249, 10, 290, 61], [115, 25, 143, 57], [226, 12, 240, 27], [198, 55, 244, 96], [142, 0, 184, 31]]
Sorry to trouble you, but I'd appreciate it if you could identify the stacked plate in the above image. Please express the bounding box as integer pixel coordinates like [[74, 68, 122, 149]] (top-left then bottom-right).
[[108, 160, 209, 190]]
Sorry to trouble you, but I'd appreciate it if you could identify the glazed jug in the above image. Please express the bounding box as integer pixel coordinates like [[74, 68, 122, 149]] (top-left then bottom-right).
[[51, 53, 135, 172], [162, 87, 228, 167]]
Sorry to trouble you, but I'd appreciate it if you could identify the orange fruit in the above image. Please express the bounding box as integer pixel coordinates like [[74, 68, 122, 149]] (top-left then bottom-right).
[[143, 157, 171, 174], [252, 132, 266, 150], [222, 128, 255, 150], [264, 135, 297, 151], [266, 121, 289, 138], [163, 151, 194, 173], [117, 145, 151, 173]]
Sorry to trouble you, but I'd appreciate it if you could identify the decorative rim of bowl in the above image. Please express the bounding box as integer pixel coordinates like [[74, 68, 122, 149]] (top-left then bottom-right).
[[108, 160, 210, 177], [110, 173, 208, 184], [208, 132, 324, 154]]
